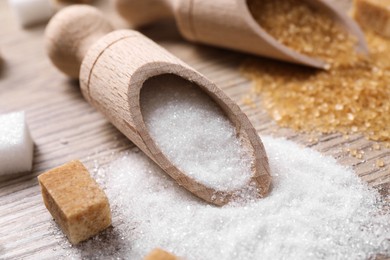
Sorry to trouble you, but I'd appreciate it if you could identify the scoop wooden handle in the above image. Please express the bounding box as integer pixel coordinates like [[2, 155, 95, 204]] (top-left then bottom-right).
[[45, 5, 114, 78], [45, 5, 272, 206], [115, 0, 176, 28], [115, 0, 368, 69]]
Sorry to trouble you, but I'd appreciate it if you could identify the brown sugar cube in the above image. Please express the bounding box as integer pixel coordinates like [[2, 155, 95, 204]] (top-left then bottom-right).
[[38, 160, 111, 245], [144, 248, 180, 260], [354, 0, 390, 38]]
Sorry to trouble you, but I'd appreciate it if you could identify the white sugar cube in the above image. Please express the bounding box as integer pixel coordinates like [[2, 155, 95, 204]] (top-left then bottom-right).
[[0, 112, 34, 176], [8, 0, 55, 28]]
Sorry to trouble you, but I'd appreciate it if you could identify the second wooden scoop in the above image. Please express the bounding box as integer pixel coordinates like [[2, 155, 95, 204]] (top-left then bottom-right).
[[115, 0, 368, 69], [45, 5, 271, 206]]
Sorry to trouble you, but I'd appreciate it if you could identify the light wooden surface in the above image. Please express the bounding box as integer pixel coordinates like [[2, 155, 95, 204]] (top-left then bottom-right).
[[0, 0, 389, 259]]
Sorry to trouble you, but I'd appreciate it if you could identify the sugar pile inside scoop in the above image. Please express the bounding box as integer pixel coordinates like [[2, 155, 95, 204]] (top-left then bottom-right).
[[69, 136, 390, 259], [140, 74, 254, 191]]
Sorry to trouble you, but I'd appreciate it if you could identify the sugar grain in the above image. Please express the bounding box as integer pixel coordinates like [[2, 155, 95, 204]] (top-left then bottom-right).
[[242, 30, 390, 142]]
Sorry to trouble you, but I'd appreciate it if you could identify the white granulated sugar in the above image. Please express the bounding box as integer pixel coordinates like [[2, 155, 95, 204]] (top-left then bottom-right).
[[0, 111, 34, 176], [140, 75, 253, 191], [67, 136, 390, 260]]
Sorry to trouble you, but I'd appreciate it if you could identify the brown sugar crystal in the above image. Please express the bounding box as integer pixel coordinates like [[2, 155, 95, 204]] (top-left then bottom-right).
[[242, 0, 390, 141], [354, 0, 390, 39], [38, 160, 112, 245], [144, 248, 180, 260], [247, 0, 359, 67], [241, 26, 390, 142]]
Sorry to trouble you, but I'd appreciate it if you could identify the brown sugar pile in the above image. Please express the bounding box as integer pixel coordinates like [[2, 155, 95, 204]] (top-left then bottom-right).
[[241, 29, 390, 142], [247, 0, 359, 67]]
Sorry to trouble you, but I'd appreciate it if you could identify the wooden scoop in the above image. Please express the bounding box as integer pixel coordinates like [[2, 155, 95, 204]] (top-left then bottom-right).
[[45, 5, 271, 206], [115, 0, 368, 69]]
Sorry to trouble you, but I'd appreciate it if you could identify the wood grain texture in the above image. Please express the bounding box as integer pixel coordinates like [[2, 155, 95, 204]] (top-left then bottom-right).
[[0, 0, 389, 259], [45, 5, 114, 78], [115, 0, 172, 28]]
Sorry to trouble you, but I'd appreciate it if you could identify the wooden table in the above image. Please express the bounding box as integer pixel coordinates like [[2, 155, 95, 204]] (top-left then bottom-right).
[[0, 1, 389, 259]]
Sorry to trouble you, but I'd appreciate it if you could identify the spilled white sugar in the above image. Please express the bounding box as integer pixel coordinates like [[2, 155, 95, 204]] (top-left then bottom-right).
[[67, 136, 390, 259], [140, 75, 253, 191]]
